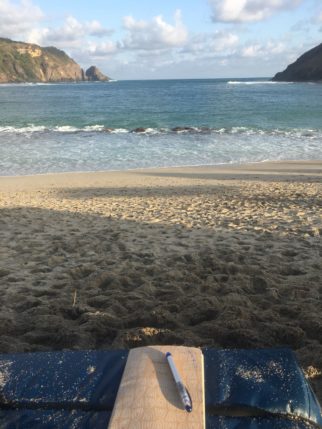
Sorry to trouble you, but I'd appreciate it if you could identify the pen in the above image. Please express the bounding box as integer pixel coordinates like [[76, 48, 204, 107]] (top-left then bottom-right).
[[166, 352, 193, 412]]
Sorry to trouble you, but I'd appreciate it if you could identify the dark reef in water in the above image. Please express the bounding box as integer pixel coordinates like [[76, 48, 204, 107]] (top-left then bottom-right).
[[272, 43, 322, 82]]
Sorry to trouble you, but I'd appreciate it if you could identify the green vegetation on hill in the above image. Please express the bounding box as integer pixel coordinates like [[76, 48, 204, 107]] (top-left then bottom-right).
[[44, 46, 72, 63]]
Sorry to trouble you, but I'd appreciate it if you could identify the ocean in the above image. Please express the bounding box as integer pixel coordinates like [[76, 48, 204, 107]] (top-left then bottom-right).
[[0, 78, 322, 176]]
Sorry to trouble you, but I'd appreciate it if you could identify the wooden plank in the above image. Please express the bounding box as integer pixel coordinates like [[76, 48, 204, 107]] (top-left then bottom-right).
[[108, 345, 205, 429]]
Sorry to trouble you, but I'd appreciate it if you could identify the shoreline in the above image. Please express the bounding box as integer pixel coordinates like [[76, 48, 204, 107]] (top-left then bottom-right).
[[0, 160, 321, 189], [0, 160, 321, 400]]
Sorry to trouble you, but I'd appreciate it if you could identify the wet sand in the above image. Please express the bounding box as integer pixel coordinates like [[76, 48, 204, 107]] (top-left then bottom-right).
[[0, 161, 321, 399]]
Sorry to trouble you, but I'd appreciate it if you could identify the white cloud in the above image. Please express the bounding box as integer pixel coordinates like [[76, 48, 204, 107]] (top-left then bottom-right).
[[241, 44, 262, 58], [209, 0, 302, 23], [27, 16, 113, 47], [0, 0, 43, 39], [241, 40, 288, 58], [87, 41, 118, 57], [122, 10, 188, 50], [26, 28, 48, 45], [211, 31, 239, 52], [181, 31, 239, 56], [0, 1, 114, 63], [16, 11, 117, 69], [86, 20, 112, 37]]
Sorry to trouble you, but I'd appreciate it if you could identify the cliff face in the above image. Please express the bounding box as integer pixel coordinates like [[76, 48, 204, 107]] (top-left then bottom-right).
[[272, 43, 322, 82], [0, 38, 109, 83]]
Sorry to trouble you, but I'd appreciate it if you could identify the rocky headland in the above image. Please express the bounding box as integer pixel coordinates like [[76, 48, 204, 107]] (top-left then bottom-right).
[[0, 38, 110, 83], [273, 43, 322, 82]]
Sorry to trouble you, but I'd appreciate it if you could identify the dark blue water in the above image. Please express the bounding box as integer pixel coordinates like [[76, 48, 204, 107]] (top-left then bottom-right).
[[0, 79, 322, 175]]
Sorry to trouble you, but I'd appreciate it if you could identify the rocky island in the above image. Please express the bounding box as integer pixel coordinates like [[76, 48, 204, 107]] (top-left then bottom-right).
[[85, 66, 110, 81], [0, 38, 110, 83], [272, 43, 322, 82]]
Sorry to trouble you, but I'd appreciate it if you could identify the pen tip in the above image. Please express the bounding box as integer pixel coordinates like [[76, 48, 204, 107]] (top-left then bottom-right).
[[165, 352, 171, 358], [185, 405, 192, 413]]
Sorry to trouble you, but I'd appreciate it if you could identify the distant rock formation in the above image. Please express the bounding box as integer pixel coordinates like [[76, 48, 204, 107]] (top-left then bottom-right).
[[85, 66, 110, 81], [0, 38, 111, 83], [272, 43, 322, 82]]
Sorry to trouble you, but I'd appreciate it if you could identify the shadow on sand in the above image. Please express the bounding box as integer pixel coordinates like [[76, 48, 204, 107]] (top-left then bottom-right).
[[0, 180, 321, 399]]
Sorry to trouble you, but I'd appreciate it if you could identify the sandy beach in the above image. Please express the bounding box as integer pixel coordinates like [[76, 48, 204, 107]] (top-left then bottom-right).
[[0, 161, 321, 399]]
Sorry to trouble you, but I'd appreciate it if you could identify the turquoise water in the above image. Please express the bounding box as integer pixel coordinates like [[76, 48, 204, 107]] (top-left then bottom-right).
[[0, 79, 322, 175]]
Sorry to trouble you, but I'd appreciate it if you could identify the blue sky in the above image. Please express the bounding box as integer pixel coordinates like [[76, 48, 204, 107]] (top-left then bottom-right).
[[1, 0, 322, 79]]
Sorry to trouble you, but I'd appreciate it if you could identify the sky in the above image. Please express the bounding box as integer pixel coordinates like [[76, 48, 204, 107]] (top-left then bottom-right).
[[0, 0, 322, 79]]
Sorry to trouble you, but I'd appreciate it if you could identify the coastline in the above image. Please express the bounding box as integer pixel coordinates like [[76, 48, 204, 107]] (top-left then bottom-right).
[[1, 159, 321, 189], [0, 160, 321, 399]]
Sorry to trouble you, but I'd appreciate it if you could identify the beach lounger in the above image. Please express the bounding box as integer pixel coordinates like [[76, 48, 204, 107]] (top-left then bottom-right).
[[0, 347, 321, 428]]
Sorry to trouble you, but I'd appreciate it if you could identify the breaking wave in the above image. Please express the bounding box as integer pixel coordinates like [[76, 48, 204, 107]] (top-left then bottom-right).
[[227, 80, 294, 85], [0, 124, 320, 139]]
